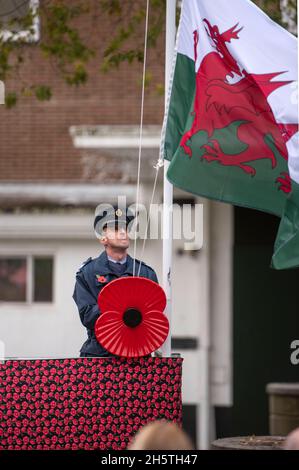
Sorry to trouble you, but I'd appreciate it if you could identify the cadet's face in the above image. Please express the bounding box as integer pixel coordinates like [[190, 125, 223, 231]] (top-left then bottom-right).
[[101, 224, 129, 249]]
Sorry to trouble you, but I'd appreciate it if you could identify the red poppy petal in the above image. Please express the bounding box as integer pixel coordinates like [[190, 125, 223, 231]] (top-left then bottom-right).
[[98, 277, 166, 315], [95, 310, 169, 357]]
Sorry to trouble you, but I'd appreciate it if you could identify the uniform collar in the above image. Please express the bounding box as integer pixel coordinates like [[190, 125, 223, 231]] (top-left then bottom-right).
[[107, 254, 127, 264], [96, 250, 138, 276]]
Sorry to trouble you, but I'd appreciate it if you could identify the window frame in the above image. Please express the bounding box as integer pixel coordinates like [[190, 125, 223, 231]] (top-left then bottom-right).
[[0, 253, 54, 305], [0, 0, 40, 43]]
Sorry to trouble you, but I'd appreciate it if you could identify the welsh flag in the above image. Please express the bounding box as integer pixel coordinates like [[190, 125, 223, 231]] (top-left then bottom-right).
[[163, 0, 298, 268]]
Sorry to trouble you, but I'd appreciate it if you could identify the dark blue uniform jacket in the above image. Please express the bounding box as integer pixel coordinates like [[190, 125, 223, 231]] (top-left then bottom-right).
[[72, 250, 158, 356]]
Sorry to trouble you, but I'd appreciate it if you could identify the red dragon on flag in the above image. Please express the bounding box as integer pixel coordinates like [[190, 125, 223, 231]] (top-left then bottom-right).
[[180, 19, 298, 193]]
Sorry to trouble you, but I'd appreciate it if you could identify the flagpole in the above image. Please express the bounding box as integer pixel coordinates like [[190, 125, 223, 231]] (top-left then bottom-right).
[[161, 0, 176, 357]]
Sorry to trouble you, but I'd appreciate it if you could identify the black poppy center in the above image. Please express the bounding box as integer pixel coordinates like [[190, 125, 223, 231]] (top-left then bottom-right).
[[123, 308, 142, 328]]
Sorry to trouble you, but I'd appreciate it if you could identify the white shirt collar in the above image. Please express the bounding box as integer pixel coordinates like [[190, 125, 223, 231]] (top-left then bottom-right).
[[107, 255, 127, 265]]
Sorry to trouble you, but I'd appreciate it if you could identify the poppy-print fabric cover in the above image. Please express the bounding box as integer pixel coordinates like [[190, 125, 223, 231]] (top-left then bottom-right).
[[0, 357, 183, 450]]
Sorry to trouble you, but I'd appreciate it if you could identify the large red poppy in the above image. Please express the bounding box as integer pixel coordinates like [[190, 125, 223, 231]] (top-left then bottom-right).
[[95, 277, 169, 357]]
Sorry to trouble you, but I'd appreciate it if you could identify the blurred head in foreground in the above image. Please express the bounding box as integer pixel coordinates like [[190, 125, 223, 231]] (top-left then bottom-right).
[[284, 428, 299, 450], [127, 420, 194, 450]]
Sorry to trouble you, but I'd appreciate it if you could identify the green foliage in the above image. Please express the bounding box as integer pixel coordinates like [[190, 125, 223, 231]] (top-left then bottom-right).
[[0, 41, 13, 80], [155, 83, 164, 96], [253, 0, 282, 24], [40, 2, 94, 84], [0, 0, 297, 107], [253, 0, 297, 31], [100, 0, 165, 73], [34, 85, 52, 101], [5, 92, 17, 108], [100, 0, 122, 17]]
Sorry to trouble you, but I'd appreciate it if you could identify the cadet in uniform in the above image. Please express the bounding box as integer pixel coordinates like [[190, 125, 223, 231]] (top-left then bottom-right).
[[73, 205, 158, 357]]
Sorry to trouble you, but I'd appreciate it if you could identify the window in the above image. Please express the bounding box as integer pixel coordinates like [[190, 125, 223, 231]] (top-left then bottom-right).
[[0, 0, 39, 42], [33, 257, 53, 302], [0, 256, 53, 303], [0, 258, 27, 302]]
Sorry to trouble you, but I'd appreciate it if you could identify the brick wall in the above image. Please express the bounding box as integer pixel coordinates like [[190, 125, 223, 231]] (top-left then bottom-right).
[[0, 0, 165, 182]]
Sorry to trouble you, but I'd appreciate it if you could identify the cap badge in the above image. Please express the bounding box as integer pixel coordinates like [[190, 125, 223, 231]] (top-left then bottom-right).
[[115, 208, 123, 217]]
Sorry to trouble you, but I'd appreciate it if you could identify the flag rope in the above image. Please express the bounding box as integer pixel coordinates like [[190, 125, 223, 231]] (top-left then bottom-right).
[[137, 163, 161, 276], [132, 0, 150, 277]]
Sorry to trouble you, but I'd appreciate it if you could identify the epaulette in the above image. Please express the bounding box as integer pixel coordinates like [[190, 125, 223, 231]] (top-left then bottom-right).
[[76, 257, 93, 274]]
